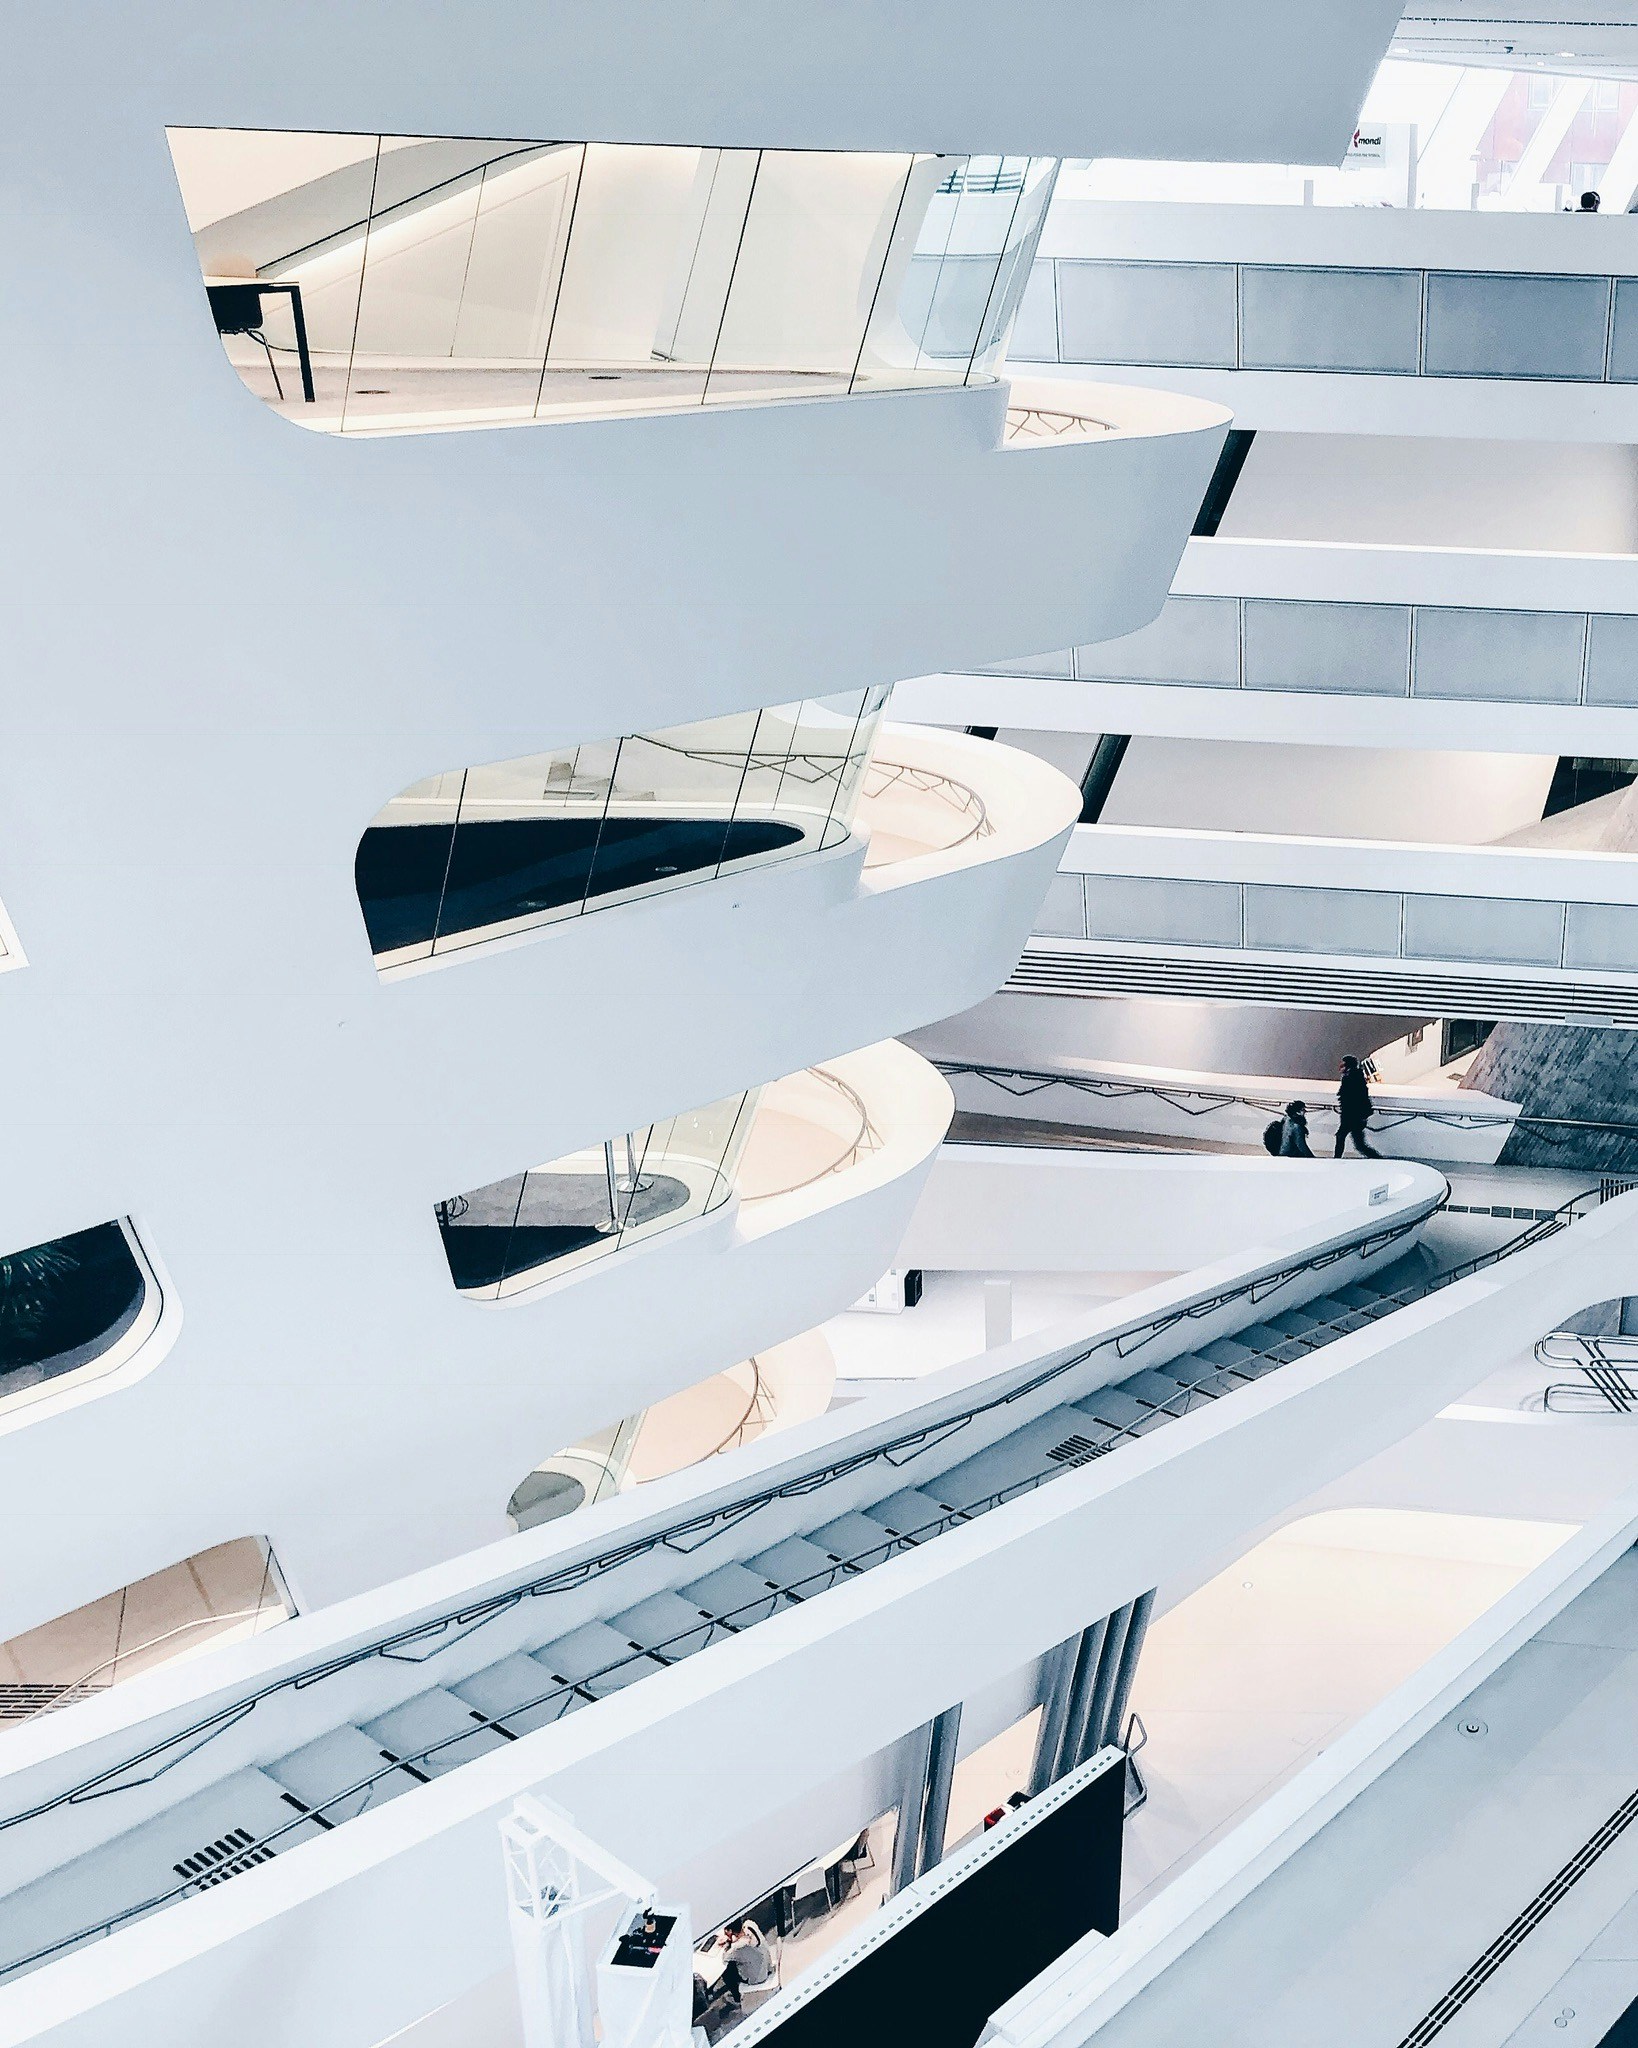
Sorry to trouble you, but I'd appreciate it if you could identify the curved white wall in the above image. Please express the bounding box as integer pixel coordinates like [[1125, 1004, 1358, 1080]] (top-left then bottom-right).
[[8, 7, 1238, 1649]]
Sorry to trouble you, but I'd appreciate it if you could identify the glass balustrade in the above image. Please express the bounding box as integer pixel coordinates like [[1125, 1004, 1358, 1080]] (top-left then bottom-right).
[[167, 129, 1056, 433], [437, 1059, 887, 1297], [438, 1089, 759, 1298], [356, 688, 889, 968], [0, 1221, 154, 1418]]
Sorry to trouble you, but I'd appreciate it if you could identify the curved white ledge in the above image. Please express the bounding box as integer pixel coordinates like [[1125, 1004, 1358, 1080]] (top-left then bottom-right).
[[860, 722, 1081, 891]]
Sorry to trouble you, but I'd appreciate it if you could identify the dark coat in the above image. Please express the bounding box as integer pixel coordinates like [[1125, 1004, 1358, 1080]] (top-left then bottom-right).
[[1279, 1113, 1313, 1158], [1339, 1067, 1373, 1125]]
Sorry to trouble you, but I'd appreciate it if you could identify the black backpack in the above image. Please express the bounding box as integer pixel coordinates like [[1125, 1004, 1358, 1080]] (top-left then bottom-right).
[[1262, 1119, 1284, 1156]]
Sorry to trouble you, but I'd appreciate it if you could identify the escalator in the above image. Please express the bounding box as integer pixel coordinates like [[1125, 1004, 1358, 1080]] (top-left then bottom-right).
[[0, 1177, 1591, 1985]]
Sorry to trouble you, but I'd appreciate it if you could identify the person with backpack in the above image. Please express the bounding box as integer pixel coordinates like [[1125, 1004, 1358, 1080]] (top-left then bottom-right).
[[1335, 1055, 1381, 1158], [1263, 1101, 1313, 1157]]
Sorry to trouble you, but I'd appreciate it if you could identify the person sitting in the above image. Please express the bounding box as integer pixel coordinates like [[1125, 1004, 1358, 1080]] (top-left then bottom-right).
[[714, 1918, 772, 2006], [1335, 1055, 1382, 1158], [1279, 1101, 1314, 1158], [1579, 189, 1603, 212]]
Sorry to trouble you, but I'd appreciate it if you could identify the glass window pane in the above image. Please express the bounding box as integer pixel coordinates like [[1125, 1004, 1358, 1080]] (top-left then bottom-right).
[[898, 156, 1034, 381], [343, 137, 565, 433], [1402, 892, 1563, 966], [968, 158, 1059, 381], [853, 156, 959, 391], [1243, 885, 1402, 956], [545, 144, 756, 417], [782, 693, 871, 850], [178, 127, 382, 429], [1056, 260, 1237, 369], [584, 721, 757, 909], [355, 770, 463, 965], [1084, 875, 1240, 947], [450, 142, 583, 415], [831, 685, 893, 838], [433, 745, 612, 954], [706, 150, 914, 405]]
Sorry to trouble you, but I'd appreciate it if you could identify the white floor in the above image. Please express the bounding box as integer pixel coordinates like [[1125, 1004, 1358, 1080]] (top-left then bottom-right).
[[1098, 1547, 1638, 2048], [1122, 1507, 1575, 1915], [822, 1267, 1173, 1392]]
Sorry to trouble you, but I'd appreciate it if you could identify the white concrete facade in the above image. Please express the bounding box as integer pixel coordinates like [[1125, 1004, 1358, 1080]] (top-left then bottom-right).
[[32, 15, 1638, 2048]]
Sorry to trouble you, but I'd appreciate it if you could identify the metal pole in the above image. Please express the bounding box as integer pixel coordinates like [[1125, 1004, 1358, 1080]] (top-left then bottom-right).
[[601, 1140, 621, 1233], [917, 1705, 963, 1877], [1028, 1636, 1080, 1795], [1101, 1590, 1155, 1755]]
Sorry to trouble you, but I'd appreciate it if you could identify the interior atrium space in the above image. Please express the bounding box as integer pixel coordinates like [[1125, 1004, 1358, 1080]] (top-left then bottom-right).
[[16, 6, 1638, 2048]]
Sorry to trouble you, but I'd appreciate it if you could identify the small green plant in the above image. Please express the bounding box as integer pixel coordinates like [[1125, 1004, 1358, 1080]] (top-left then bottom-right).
[[0, 1241, 79, 1348]]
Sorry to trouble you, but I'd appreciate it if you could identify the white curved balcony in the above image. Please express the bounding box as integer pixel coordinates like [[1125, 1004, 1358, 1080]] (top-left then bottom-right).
[[363, 722, 1080, 1181], [0, 1042, 952, 1646], [173, 133, 1058, 438]]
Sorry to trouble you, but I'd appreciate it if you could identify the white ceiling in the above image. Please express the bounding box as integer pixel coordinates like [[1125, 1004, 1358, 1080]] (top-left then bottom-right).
[[1394, 5, 1638, 79]]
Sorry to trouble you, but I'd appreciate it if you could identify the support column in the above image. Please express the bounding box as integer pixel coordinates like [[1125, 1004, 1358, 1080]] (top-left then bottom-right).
[[1027, 1635, 1081, 1796], [917, 1704, 963, 1877], [1055, 1617, 1110, 1780], [1080, 1603, 1134, 1770], [889, 1718, 934, 1896], [1100, 1589, 1155, 1755]]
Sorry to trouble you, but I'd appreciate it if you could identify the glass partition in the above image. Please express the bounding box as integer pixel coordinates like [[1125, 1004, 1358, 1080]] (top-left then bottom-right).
[[355, 686, 890, 968], [167, 129, 1056, 433], [438, 1088, 758, 1298]]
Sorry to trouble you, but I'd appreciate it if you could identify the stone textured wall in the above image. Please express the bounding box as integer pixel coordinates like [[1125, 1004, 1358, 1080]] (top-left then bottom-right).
[[1463, 1023, 1638, 1172]]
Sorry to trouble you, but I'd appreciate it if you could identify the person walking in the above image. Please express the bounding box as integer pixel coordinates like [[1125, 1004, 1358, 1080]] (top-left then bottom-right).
[[1335, 1055, 1381, 1158], [1279, 1100, 1314, 1158]]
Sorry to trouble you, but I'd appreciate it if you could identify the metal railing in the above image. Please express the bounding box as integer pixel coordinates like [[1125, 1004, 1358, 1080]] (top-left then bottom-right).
[[1002, 404, 1116, 445], [12, 1178, 1625, 1981], [936, 1057, 1638, 1157], [5, 1608, 284, 1732], [739, 1067, 882, 1203], [859, 758, 992, 863], [1534, 1331, 1638, 1413]]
